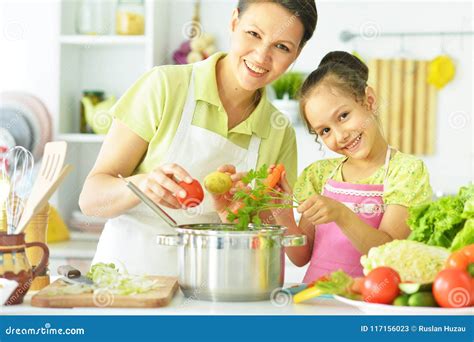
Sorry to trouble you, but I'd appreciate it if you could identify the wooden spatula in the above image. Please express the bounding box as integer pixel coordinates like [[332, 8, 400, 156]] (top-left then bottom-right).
[[14, 141, 68, 234], [15, 164, 72, 234]]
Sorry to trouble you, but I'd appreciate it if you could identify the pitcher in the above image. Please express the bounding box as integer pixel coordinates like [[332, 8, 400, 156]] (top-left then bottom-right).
[[0, 232, 49, 305]]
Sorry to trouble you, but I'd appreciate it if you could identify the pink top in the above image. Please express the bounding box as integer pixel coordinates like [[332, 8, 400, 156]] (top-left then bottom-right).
[[303, 147, 392, 283]]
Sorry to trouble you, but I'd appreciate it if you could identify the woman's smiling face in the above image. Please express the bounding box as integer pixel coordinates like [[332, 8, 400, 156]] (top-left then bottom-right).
[[228, 2, 304, 91], [304, 85, 380, 159]]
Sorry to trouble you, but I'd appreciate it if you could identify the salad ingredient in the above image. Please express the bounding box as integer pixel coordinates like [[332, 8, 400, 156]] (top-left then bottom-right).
[[398, 282, 432, 295], [393, 294, 410, 306], [408, 292, 437, 307], [265, 164, 285, 189], [176, 179, 204, 208], [450, 220, 474, 252], [350, 277, 365, 294], [361, 267, 401, 304], [293, 270, 355, 303], [407, 183, 474, 251], [446, 250, 470, 271], [204, 172, 232, 195], [226, 164, 295, 230], [445, 244, 474, 277], [86, 263, 164, 295], [361, 240, 450, 284], [432, 269, 472, 308]]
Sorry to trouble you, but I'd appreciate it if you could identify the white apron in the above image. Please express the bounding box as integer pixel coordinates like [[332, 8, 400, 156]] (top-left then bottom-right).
[[92, 63, 262, 276]]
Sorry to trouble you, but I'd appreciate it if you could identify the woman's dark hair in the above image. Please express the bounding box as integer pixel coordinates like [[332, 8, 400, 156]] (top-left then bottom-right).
[[299, 51, 370, 140], [237, 0, 318, 48]]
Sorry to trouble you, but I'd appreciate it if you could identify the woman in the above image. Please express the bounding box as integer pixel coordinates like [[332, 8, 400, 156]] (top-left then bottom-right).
[[79, 0, 318, 276]]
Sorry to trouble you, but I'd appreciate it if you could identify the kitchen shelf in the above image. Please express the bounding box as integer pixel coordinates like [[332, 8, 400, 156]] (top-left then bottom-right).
[[57, 133, 105, 143], [52, 0, 170, 225], [59, 35, 147, 46]]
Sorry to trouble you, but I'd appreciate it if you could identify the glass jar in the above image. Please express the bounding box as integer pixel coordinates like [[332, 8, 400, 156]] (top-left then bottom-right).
[[116, 0, 145, 35], [76, 0, 112, 35]]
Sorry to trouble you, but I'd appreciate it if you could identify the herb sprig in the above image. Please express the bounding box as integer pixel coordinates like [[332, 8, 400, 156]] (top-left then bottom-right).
[[226, 164, 299, 230]]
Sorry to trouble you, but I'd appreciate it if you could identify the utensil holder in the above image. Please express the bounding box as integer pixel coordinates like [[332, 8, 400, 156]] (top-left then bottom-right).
[[24, 203, 50, 291]]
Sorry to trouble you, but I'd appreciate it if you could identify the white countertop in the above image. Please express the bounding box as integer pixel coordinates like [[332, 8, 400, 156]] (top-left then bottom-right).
[[1, 288, 362, 316]]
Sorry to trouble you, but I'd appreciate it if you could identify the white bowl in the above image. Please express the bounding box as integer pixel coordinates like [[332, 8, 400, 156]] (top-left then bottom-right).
[[0, 278, 19, 306]]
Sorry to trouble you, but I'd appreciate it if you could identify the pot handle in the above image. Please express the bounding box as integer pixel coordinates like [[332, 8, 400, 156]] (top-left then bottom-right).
[[156, 234, 181, 246], [281, 235, 306, 247]]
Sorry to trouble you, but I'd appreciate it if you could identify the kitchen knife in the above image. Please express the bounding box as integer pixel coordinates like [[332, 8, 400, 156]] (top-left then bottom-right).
[[57, 265, 93, 286]]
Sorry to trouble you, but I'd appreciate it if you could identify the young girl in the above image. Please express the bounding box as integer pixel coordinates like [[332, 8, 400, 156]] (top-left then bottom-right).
[[272, 51, 432, 282]]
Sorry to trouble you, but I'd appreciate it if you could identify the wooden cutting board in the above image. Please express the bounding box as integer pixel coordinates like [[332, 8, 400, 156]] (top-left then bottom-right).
[[31, 276, 178, 308]]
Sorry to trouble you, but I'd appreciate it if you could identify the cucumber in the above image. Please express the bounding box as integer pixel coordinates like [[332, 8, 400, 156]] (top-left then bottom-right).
[[393, 294, 410, 306], [399, 282, 432, 294], [408, 292, 438, 307]]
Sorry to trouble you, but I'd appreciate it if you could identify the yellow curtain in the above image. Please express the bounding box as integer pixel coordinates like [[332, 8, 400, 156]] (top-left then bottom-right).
[[368, 58, 437, 155]]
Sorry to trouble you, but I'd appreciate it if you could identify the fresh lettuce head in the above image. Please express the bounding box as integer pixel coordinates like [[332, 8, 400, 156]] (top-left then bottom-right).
[[360, 240, 450, 284], [408, 183, 474, 250]]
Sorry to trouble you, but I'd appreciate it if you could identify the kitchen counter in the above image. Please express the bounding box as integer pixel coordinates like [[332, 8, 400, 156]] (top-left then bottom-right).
[[1, 285, 362, 316]]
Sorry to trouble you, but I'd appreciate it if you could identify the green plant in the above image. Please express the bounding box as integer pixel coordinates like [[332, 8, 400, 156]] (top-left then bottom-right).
[[271, 72, 304, 100]]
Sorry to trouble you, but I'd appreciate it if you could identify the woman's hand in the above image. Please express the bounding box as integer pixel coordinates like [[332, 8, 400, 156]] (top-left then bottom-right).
[[297, 194, 350, 226], [138, 163, 194, 209], [209, 164, 248, 222]]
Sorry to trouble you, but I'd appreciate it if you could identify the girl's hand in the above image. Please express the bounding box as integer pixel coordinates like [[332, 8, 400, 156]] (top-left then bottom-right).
[[297, 194, 349, 226], [209, 164, 249, 220], [139, 163, 194, 209]]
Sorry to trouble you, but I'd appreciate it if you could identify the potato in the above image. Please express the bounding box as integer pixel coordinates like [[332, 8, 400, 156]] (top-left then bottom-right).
[[204, 171, 232, 195]]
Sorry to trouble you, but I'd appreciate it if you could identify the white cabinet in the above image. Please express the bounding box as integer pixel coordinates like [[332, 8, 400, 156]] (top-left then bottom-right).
[[52, 0, 170, 224]]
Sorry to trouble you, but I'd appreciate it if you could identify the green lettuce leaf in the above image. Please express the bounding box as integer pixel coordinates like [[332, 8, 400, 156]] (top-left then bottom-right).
[[450, 219, 474, 251]]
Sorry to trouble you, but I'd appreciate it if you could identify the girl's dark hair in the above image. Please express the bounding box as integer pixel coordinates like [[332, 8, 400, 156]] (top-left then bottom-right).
[[237, 0, 318, 48], [299, 51, 370, 139]]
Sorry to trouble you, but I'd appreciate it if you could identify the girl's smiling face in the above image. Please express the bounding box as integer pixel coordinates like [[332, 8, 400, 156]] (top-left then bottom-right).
[[228, 2, 304, 91], [304, 85, 381, 159]]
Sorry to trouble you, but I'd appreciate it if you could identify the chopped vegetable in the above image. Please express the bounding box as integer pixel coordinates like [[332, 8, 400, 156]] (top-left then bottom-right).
[[86, 263, 164, 295], [360, 240, 450, 284], [408, 183, 474, 251], [204, 171, 232, 195], [398, 282, 432, 295]]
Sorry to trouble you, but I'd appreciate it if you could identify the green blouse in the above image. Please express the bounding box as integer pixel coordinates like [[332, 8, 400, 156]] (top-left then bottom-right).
[[294, 150, 433, 207]]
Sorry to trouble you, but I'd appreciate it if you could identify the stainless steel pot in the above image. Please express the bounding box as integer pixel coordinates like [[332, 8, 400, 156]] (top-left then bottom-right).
[[156, 224, 306, 302]]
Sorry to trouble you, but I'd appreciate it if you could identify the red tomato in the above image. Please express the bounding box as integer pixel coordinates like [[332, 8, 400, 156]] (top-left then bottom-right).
[[177, 180, 204, 208], [362, 267, 401, 304], [433, 269, 472, 308], [446, 250, 470, 271]]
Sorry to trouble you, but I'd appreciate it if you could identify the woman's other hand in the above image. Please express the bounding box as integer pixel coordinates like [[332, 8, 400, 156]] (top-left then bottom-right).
[[139, 163, 194, 209]]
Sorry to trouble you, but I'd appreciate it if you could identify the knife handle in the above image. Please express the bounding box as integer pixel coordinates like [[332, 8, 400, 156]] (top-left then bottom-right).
[[58, 265, 81, 278]]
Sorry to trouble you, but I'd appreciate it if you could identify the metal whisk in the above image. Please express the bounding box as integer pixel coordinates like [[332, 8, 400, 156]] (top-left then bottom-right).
[[1, 146, 34, 234]]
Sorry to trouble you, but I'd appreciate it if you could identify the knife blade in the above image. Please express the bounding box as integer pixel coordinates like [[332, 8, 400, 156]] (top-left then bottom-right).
[[57, 265, 93, 286]]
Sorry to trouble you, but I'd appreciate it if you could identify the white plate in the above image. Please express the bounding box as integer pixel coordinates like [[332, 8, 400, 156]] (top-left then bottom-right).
[[0, 278, 19, 306], [333, 295, 473, 315]]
